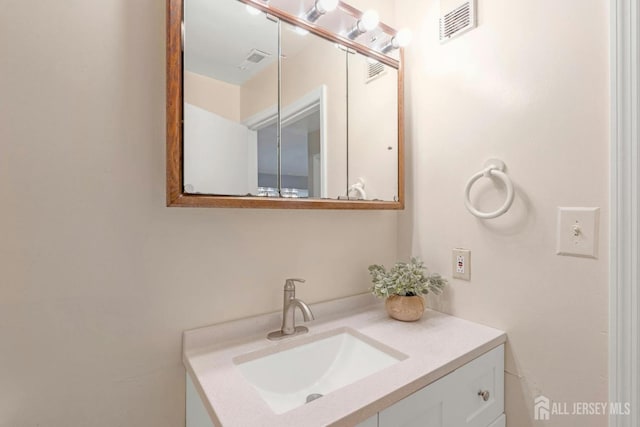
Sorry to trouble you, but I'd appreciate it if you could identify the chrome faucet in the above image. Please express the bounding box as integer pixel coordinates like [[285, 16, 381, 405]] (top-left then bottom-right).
[[267, 278, 315, 341]]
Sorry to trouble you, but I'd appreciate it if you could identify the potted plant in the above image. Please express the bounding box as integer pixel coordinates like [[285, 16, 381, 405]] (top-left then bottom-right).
[[368, 257, 448, 321]]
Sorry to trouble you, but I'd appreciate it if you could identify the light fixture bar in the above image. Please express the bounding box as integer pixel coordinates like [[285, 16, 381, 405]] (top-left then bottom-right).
[[305, 0, 338, 23], [381, 28, 412, 52], [346, 10, 379, 40]]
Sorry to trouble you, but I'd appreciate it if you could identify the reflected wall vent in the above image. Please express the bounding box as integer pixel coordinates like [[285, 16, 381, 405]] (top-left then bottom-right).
[[439, 0, 476, 43], [365, 61, 386, 83]]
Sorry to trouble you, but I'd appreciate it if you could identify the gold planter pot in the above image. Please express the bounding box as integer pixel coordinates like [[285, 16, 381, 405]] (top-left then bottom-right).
[[385, 295, 425, 322]]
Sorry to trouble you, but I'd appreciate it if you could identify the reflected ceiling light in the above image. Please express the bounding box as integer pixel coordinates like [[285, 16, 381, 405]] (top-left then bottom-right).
[[294, 26, 309, 36], [305, 0, 339, 23], [381, 28, 412, 53], [346, 10, 379, 39]]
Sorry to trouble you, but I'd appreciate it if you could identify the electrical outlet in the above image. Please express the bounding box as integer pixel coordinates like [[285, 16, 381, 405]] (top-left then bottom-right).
[[452, 249, 471, 280]]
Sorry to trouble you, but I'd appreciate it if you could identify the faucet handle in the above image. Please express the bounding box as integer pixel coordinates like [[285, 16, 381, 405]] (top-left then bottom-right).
[[284, 278, 305, 290]]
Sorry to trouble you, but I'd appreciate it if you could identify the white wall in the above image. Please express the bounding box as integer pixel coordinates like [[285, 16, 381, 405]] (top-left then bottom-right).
[[396, 0, 609, 426], [183, 103, 256, 195], [0, 2, 398, 426]]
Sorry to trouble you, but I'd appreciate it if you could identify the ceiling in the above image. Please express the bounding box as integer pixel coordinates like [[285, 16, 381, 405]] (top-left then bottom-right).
[[185, 0, 308, 85], [184, 0, 398, 86]]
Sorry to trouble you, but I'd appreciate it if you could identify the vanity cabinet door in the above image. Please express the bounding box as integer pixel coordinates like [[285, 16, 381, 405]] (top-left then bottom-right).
[[378, 374, 453, 427], [487, 414, 506, 427], [451, 345, 504, 427], [186, 374, 216, 427], [377, 345, 504, 427]]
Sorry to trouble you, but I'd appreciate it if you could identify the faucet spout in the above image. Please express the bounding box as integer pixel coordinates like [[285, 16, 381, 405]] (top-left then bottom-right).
[[292, 298, 315, 322], [267, 278, 315, 341]]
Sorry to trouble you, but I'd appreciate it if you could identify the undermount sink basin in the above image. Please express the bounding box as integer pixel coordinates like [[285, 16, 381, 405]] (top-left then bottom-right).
[[233, 327, 408, 414]]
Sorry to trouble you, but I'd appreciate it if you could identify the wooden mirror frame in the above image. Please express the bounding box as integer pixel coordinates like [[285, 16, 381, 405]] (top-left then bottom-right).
[[166, 0, 404, 209]]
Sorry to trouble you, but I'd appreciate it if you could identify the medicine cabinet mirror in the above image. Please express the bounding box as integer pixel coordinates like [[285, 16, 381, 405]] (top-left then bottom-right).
[[167, 0, 405, 209]]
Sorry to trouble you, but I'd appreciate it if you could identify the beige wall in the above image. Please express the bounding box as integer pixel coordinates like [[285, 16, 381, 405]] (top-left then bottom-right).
[[184, 71, 241, 122], [240, 60, 279, 121], [0, 2, 398, 426], [1, 0, 611, 426], [396, 0, 609, 426]]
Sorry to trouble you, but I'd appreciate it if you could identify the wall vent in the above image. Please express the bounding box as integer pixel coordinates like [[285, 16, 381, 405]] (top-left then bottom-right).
[[365, 61, 386, 83], [439, 0, 476, 43]]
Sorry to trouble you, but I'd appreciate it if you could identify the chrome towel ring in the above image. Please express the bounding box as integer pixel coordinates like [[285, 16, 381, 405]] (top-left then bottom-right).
[[464, 159, 515, 219]]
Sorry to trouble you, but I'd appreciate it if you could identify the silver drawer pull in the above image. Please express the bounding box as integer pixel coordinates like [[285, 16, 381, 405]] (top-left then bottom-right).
[[478, 390, 490, 401]]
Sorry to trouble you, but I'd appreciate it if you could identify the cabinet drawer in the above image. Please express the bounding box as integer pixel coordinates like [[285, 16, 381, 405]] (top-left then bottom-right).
[[452, 345, 504, 427]]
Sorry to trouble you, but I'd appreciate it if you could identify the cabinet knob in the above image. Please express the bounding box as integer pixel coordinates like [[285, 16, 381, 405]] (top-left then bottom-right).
[[478, 390, 490, 401]]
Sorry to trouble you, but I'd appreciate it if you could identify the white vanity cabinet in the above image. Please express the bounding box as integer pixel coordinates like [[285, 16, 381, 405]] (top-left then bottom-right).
[[187, 344, 505, 427], [183, 296, 507, 427], [356, 415, 379, 427], [358, 345, 505, 427]]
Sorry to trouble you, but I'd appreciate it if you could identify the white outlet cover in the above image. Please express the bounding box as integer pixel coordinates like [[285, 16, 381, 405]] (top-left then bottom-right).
[[452, 248, 471, 280], [556, 207, 600, 258]]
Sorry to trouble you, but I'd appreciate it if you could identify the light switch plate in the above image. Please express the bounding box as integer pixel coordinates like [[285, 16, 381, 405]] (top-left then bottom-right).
[[556, 207, 600, 258], [452, 248, 471, 280]]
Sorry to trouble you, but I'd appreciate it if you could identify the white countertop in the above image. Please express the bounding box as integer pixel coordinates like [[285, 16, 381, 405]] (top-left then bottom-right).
[[183, 294, 506, 427]]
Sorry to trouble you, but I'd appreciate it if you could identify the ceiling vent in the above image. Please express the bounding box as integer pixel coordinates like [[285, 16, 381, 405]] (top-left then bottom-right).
[[238, 48, 271, 70], [439, 0, 476, 43], [365, 61, 386, 83]]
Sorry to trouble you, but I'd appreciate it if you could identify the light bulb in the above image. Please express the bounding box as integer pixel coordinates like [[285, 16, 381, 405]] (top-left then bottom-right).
[[246, 4, 261, 15], [359, 10, 379, 32], [394, 28, 412, 47], [316, 0, 338, 14]]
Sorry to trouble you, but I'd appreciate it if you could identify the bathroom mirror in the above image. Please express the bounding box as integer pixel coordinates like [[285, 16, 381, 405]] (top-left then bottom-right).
[[348, 51, 399, 201], [167, 0, 404, 209], [280, 21, 347, 199]]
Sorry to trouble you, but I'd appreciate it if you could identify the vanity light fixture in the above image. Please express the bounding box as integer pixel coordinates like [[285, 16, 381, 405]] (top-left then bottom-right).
[[346, 10, 380, 39], [381, 28, 412, 52], [305, 0, 339, 23]]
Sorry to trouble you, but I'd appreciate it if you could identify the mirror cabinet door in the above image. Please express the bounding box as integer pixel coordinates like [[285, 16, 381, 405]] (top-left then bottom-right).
[[348, 52, 399, 202], [168, 0, 403, 208], [183, 0, 278, 196], [280, 22, 348, 200]]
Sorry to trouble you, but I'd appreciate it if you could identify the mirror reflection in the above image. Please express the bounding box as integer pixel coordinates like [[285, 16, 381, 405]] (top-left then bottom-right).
[[348, 52, 399, 201], [281, 21, 347, 199], [183, 0, 278, 196], [182, 0, 401, 202]]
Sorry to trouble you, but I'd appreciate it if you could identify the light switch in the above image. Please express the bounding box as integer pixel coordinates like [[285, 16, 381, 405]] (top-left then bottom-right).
[[556, 207, 600, 258]]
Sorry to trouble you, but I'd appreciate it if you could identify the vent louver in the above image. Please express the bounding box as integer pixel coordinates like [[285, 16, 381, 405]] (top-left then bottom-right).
[[366, 61, 386, 83], [439, 0, 476, 43]]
